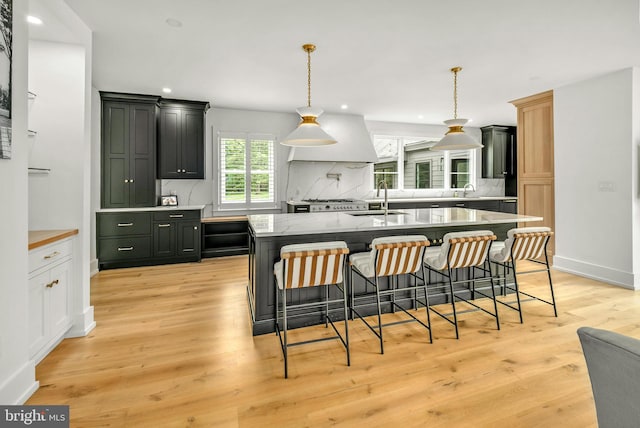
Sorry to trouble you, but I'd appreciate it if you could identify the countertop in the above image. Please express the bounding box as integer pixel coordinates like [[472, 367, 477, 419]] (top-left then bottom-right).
[[248, 207, 540, 237], [364, 196, 518, 203], [97, 205, 206, 213], [29, 229, 79, 250]]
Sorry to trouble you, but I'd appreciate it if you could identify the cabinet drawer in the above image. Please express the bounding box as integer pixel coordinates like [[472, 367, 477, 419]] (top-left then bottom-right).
[[98, 237, 152, 261], [29, 239, 73, 274], [153, 210, 201, 221], [98, 212, 152, 237]]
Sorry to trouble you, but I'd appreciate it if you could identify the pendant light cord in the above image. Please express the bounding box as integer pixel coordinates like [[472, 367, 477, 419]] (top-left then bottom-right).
[[452, 67, 459, 120], [307, 47, 312, 108]]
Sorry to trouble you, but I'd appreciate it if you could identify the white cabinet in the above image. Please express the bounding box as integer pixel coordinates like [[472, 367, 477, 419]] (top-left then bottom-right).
[[28, 237, 74, 363]]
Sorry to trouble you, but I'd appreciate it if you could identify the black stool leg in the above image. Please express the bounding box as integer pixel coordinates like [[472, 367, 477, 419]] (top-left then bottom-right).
[[447, 267, 459, 339], [375, 276, 384, 354], [544, 252, 558, 317]]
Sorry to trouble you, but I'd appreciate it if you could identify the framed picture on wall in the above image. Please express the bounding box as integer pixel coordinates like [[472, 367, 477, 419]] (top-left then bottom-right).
[[0, 0, 12, 160]]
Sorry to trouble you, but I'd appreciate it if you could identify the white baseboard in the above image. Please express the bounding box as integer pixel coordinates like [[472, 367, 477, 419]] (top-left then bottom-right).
[[553, 255, 637, 290], [0, 361, 38, 404], [90, 258, 99, 277], [66, 306, 96, 338]]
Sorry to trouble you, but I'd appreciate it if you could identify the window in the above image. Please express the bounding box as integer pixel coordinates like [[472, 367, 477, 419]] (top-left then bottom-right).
[[372, 135, 475, 190], [219, 133, 276, 209], [416, 161, 431, 188]]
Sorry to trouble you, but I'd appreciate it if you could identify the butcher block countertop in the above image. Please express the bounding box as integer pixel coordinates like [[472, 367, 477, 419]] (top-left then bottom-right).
[[28, 229, 79, 250]]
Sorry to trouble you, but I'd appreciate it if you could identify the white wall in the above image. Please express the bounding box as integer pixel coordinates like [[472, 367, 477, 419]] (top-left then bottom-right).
[[28, 41, 85, 229], [554, 68, 639, 289], [0, 1, 38, 404]]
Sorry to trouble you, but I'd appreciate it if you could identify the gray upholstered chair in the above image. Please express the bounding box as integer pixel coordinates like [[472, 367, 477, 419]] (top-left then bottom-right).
[[577, 326, 640, 428]]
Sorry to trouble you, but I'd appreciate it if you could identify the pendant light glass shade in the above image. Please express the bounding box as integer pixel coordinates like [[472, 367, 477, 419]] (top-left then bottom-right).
[[431, 67, 483, 151], [282, 44, 337, 147]]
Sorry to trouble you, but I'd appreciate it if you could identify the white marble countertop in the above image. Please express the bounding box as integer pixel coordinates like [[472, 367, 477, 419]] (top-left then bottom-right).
[[97, 205, 205, 213], [364, 196, 518, 203], [248, 207, 540, 237]]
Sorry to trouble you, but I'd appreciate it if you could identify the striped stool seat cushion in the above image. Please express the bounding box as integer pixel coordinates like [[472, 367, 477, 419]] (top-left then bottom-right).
[[350, 235, 430, 278], [424, 230, 496, 270], [489, 227, 553, 263], [275, 241, 349, 290]]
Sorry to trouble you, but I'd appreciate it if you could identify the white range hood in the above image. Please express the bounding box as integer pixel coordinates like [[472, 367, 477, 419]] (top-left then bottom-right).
[[287, 113, 378, 163]]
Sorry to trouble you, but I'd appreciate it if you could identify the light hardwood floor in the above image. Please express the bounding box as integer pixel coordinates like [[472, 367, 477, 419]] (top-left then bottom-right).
[[27, 256, 640, 427]]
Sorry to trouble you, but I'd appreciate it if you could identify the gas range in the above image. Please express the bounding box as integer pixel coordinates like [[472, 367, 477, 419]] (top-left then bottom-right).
[[287, 198, 369, 213]]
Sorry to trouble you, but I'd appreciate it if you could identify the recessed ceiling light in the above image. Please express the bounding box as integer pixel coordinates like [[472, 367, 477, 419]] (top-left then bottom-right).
[[340, 104, 348, 110], [27, 15, 43, 25], [418, 115, 424, 119], [165, 18, 182, 28], [162, 87, 172, 94]]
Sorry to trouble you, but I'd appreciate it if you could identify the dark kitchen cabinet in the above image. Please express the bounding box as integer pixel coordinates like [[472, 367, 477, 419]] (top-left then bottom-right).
[[153, 210, 201, 258], [158, 99, 210, 179], [481, 125, 516, 179], [97, 209, 201, 270], [100, 92, 161, 208], [499, 198, 518, 214]]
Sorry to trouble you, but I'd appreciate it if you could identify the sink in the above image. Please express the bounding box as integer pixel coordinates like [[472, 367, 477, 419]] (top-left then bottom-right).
[[348, 210, 407, 216]]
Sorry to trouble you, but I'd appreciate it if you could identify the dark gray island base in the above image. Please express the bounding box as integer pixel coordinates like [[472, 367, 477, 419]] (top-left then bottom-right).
[[247, 208, 542, 335]]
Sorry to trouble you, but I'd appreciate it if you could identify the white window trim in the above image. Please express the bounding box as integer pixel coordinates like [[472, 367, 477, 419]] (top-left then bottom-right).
[[217, 132, 278, 210], [373, 134, 477, 190]]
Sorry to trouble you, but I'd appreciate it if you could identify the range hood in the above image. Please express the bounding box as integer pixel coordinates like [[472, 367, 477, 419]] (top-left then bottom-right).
[[287, 113, 378, 163]]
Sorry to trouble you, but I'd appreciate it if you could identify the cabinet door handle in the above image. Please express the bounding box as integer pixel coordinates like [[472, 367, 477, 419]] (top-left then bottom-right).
[[124, 179, 129, 183], [45, 279, 59, 288], [158, 224, 171, 228], [130, 179, 134, 183], [177, 170, 181, 173], [455, 203, 465, 207], [194, 226, 198, 230], [117, 223, 134, 227], [43, 251, 60, 260], [183, 249, 194, 252], [430, 204, 440, 208], [169, 214, 184, 218], [117, 246, 134, 251]]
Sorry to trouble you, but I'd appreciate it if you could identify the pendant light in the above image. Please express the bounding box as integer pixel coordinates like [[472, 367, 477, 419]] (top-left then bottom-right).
[[431, 67, 483, 151], [281, 44, 337, 147]]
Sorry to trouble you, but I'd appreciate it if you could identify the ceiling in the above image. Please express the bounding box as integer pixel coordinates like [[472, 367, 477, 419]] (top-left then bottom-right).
[[28, 0, 640, 127]]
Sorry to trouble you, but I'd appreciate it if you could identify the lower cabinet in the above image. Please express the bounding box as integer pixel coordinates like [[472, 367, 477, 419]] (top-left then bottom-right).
[[97, 209, 201, 270], [28, 237, 74, 363], [201, 216, 249, 257]]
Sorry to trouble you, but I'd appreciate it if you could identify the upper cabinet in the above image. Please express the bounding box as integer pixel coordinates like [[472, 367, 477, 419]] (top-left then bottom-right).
[[481, 125, 516, 179], [100, 92, 161, 209], [157, 99, 210, 179]]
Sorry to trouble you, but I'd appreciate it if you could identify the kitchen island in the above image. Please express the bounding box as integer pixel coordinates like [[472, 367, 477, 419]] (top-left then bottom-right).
[[247, 208, 542, 335]]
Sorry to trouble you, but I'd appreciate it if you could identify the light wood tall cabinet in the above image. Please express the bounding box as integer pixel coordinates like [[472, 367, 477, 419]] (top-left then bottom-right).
[[510, 90, 555, 254]]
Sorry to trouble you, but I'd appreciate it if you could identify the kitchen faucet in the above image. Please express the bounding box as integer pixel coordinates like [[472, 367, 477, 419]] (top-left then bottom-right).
[[463, 183, 476, 198], [376, 180, 388, 215]]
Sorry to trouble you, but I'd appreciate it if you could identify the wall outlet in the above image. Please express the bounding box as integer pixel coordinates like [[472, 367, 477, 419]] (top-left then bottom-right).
[[597, 181, 616, 192]]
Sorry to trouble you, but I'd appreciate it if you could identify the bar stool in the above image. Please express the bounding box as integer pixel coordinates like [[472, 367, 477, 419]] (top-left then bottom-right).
[[423, 230, 499, 339], [349, 235, 432, 354], [489, 227, 556, 322], [274, 241, 350, 378]]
